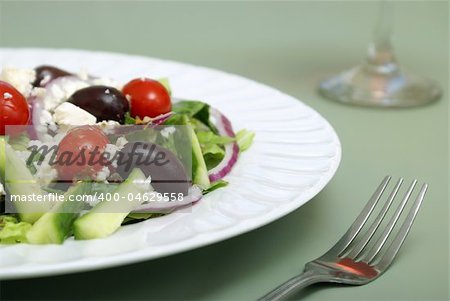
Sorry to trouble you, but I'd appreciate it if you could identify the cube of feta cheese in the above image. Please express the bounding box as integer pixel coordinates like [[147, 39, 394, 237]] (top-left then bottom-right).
[[0, 66, 36, 97], [53, 102, 97, 126]]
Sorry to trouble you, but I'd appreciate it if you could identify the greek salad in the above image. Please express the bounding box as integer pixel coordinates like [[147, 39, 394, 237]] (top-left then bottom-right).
[[0, 65, 254, 244]]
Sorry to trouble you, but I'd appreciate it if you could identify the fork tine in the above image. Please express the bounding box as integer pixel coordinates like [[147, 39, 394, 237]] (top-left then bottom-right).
[[347, 178, 403, 260], [333, 176, 391, 255], [363, 180, 417, 264], [375, 183, 428, 270]]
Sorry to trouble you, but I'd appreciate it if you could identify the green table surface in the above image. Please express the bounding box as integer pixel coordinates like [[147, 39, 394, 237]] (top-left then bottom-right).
[[0, 1, 448, 300]]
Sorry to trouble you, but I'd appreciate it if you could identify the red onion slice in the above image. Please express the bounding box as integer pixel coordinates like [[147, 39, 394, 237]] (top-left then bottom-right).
[[132, 185, 203, 213], [29, 95, 52, 141], [207, 108, 240, 182], [27, 96, 39, 139], [150, 111, 173, 126]]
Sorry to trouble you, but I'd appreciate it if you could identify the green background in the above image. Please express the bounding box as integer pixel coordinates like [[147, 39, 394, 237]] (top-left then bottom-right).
[[0, 1, 448, 300]]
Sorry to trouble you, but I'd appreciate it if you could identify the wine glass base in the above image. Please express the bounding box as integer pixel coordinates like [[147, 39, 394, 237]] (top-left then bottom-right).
[[319, 66, 442, 108]]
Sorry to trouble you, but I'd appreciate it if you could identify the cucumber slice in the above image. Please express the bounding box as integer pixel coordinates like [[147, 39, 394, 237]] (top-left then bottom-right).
[[190, 125, 210, 188], [73, 168, 149, 240], [26, 181, 90, 244], [0, 137, 50, 223]]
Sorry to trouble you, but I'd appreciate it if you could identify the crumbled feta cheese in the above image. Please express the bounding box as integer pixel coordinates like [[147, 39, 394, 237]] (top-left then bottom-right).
[[104, 136, 128, 168], [95, 166, 110, 182], [28, 140, 58, 185], [34, 102, 57, 138], [48, 124, 58, 133], [30, 87, 46, 98], [115, 137, 128, 149], [104, 143, 120, 159], [97, 120, 120, 127], [96, 120, 120, 134], [105, 137, 128, 167], [0, 66, 36, 97], [160, 126, 176, 138], [53, 102, 96, 126], [40, 77, 89, 111], [39, 109, 54, 125], [34, 160, 58, 186], [0, 182, 4, 195]]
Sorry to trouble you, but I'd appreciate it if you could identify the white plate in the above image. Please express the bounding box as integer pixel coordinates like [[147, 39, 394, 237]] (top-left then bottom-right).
[[0, 48, 341, 279]]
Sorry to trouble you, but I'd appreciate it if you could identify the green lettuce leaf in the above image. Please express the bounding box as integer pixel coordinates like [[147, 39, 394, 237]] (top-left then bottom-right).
[[203, 146, 225, 170], [203, 180, 229, 194], [196, 132, 235, 170], [202, 143, 225, 156], [124, 112, 137, 125], [0, 215, 18, 226], [171, 101, 205, 117], [171, 101, 217, 133], [236, 129, 255, 152], [196, 131, 235, 145], [0, 215, 32, 244]]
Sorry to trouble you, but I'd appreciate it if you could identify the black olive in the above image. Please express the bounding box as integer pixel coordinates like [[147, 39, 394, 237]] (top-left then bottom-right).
[[33, 65, 72, 87], [68, 86, 129, 123], [116, 142, 190, 195]]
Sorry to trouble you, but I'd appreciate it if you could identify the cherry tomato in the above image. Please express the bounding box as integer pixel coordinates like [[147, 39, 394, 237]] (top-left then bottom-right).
[[0, 81, 30, 135], [55, 126, 109, 180], [123, 78, 171, 119]]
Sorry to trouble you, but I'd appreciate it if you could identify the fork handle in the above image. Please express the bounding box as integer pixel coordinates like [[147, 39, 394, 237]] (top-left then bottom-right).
[[258, 270, 324, 301]]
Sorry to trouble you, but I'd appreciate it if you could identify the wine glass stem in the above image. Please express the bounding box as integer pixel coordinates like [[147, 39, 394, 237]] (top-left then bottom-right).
[[366, 1, 397, 72]]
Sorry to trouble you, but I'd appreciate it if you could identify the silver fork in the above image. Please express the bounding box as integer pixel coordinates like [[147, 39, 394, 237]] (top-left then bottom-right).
[[259, 176, 428, 301]]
